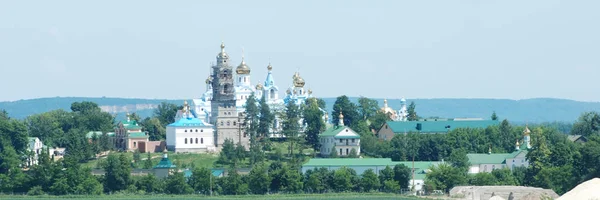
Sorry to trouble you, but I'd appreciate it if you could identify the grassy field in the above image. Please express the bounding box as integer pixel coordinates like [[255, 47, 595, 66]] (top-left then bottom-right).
[[1, 193, 429, 200]]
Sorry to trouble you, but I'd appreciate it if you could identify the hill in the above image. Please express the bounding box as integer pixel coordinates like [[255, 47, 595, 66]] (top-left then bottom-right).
[[1, 97, 599, 123]]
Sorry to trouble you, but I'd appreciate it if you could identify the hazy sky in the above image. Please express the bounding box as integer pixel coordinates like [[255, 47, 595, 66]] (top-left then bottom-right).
[[1, 0, 599, 102]]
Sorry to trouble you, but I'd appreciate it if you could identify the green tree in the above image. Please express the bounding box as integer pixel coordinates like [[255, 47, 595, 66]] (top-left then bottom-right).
[[329, 146, 338, 158], [222, 168, 246, 195], [469, 172, 497, 185], [258, 95, 274, 137], [217, 139, 236, 167], [357, 97, 380, 120], [25, 112, 65, 147], [383, 180, 400, 193], [379, 166, 394, 187], [393, 164, 411, 189], [333, 167, 353, 192], [281, 165, 303, 193], [141, 117, 166, 141], [407, 101, 418, 121], [99, 132, 112, 151], [425, 163, 467, 193], [303, 98, 325, 151], [360, 169, 380, 192], [282, 99, 301, 160], [144, 152, 153, 169], [491, 168, 517, 185], [447, 148, 470, 171], [104, 154, 131, 192], [571, 112, 600, 137], [137, 174, 163, 194], [164, 172, 193, 194], [133, 150, 141, 168], [331, 95, 360, 128], [349, 148, 358, 158], [248, 162, 271, 194], [154, 102, 179, 127], [491, 111, 498, 120], [70, 101, 114, 132], [526, 127, 552, 186]]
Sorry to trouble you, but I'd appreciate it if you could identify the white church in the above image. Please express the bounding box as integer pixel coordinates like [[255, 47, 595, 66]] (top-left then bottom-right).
[[166, 101, 216, 153]]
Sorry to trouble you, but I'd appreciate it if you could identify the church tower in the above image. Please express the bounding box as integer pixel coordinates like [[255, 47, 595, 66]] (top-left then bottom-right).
[[523, 125, 532, 149], [211, 42, 247, 148]]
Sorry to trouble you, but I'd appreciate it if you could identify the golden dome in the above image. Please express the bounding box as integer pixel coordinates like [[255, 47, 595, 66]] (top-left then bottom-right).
[[516, 140, 520, 146], [308, 88, 313, 95], [267, 63, 273, 71], [523, 126, 531, 135], [293, 72, 305, 87], [236, 59, 251, 74], [256, 83, 264, 90], [217, 42, 228, 58], [339, 111, 344, 119]]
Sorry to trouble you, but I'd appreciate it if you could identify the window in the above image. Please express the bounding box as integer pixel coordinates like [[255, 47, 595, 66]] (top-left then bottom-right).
[[195, 129, 198, 132], [233, 121, 237, 126], [185, 138, 188, 144], [220, 122, 224, 126], [201, 138, 204, 144], [484, 165, 487, 171], [195, 138, 198, 144], [201, 129, 204, 132], [227, 121, 231, 126], [185, 129, 188, 132], [340, 139, 343, 143], [346, 148, 349, 155], [492, 165, 496, 170], [339, 148, 342, 155], [352, 139, 355, 143], [345, 129, 348, 132], [133, 142, 136, 148]]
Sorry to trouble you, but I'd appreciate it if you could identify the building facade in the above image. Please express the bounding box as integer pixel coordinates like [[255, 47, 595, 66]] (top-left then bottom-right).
[[27, 137, 44, 166], [166, 101, 216, 153], [320, 112, 361, 157], [467, 126, 532, 173], [114, 114, 149, 151]]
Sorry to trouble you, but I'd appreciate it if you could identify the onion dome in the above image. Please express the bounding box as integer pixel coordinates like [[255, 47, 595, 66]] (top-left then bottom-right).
[[293, 72, 305, 87], [267, 63, 273, 71], [308, 88, 313, 95], [523, 125, 531, 135], [380, 99, 397, 117], [339, 111, 344, 119], [217, 42, 229, 59], [256, 83, 264, 90], [236, 58, 251, 74]]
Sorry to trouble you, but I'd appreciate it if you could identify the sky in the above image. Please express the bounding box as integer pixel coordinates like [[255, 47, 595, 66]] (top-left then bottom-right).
[[1, 0, 599, 102]]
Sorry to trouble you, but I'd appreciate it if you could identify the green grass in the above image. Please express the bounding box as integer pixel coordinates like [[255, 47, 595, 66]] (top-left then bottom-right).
[[1, 193, 427, 200]]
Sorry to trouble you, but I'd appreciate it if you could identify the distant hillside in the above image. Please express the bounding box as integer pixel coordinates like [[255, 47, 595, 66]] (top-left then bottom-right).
[[1, 97, 599, 123]]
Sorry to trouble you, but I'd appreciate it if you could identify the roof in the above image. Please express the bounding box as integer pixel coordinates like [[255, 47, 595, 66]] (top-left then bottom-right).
[[467, 150, 528, 165], [320, 126, 360, 139], [28, 137, 38, 142], [302, 158, 442, 180], [128, 132, 148, 138], [304, 158, 394, 166], [567, 135, 587, 142], [167, 117, 210, 127], [154, 156, 176, 169], [385, 120, 499, 134]]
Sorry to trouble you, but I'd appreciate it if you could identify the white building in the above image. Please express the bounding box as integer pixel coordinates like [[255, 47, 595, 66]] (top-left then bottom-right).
[[166, 102, 216, 153], [467, 126, 532, 173], [319, 112, 360, 157], [380, 98, 408, 122], [27, 137, 44, 166]]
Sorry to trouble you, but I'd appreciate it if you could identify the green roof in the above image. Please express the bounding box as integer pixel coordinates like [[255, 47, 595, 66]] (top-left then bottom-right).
[[467, 149, 528, 165], [154, 155, 176, 169], [385, 120, 499, 134], [304, 158, 394, 166], [128, 132, 148, 138], [319, 126, 360, 139]]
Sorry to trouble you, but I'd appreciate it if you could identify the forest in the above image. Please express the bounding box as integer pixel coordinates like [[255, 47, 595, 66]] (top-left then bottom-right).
[[1, 95, 599, 196]]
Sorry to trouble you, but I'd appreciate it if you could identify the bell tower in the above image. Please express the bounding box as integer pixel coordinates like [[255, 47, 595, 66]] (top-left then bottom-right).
[[210, 42, 247, 148]]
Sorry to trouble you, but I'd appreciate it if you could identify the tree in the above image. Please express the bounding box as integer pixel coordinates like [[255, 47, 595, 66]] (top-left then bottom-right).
[[248, 162, 271, 194], [141, 117, 166, 141], [99, 132, 111, 151], [357, 97, 379, 120], [217, 139, 236, 167], [447, 148, 470, 171], [383, 180, 400, 193], [154, 102, 179, 127], [25, 112, 65, 147], [144, 152, 153, 169], [303, 98, 325, 151], [137, 174, 163, 194], [282, 99, 301, 160], [331, 95, 360, 128], [244, 93, 262, 165], [128, 112, 141, 122], [379, 166, 394, 187], [222, 168, 246, 195], [571, 112, 600, 137], [104, 154, 131, 192], [188, 167, 212, 194], [333, 167, 353, 192], [469, 172, 497, 185], [164, 172, 193, 194], [360, 169, 380, 192], [70, 101, 114, 132], [425, 163, 467, 193], [393, 164, 411, 189], [526, 127, 552, 186], [133, 150, 141, 168], [258, 95, 274, 138], [329, 146, 338, 158], [281, 165, 303, 193], [407, 101, 418, 121], [491, 111, 498, 120], [349, 148, 358, 158]]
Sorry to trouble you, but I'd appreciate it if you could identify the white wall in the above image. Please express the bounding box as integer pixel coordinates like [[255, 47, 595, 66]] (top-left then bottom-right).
[[166, 126, 215, 152]]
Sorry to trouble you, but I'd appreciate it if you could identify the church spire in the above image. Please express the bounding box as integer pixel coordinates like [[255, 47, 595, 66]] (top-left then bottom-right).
[[515, 139, 520, 151], [338, 111, 344, 126], [488, 144, 492, 154]]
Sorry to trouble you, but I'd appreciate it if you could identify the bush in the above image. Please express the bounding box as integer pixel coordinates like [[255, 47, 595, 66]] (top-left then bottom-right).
[[27, 186, 46, 196]]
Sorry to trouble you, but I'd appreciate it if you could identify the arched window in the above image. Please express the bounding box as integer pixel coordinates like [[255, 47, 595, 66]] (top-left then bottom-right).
[[233, 121, 237, 126], [220, 122, 224, 126], [195, 129, 198, 132], [133, 142, 137, 148], [227, 121, 230, 126], [185, 138, 188, 144], [270, 89, 275, 99], [195, 138, 198, 144], [201, 138, 204, 144], [201, 129, 203, 132], [185, 129, 187, 132]]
